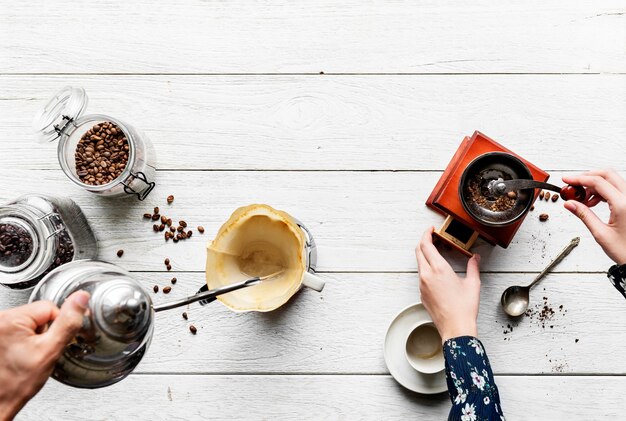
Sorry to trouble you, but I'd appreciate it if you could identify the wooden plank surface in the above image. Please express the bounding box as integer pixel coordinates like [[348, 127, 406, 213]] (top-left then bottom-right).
[[17, 374, 623, 420], [2, 273, 623, 375], [0, 169, 614, 272], [0, 75, 625, 171], [1, 1, 625, 74]]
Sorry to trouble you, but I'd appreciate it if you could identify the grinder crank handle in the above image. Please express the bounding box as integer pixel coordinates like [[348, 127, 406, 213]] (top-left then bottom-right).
[[491, 179, 587, 202]]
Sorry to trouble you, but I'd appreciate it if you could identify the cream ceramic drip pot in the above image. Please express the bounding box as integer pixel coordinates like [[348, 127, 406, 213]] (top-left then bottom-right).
[[205, 204, 325, 312]]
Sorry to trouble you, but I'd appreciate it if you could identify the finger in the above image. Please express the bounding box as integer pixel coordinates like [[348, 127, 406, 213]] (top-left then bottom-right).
[[585, 195, 604, 208], [419, 227, 450, 271], [564, 200, 607, 239], [40, 291, 90, 357], [415, 245, 430, 274], [584, 169, 626, 194], [465, 254, 481, 281], [562, 175, 622, 204], [9, 301, 60, 331]]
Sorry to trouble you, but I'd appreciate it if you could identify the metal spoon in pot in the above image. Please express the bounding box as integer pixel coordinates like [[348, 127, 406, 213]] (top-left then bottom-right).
[[500, 237, 580, 317]]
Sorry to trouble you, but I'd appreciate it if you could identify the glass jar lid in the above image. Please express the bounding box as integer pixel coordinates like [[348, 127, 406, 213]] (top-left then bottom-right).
[[33, 86, 88, 143]]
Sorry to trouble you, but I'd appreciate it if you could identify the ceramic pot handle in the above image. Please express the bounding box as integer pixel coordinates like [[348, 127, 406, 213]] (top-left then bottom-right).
[[303, 272, 325, 292]]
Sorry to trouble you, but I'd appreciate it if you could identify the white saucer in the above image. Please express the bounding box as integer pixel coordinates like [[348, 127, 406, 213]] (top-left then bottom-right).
[[384, 302, 447, 394]]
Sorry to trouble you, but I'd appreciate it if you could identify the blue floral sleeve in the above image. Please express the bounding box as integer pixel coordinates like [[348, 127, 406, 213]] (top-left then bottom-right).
[[443, 336, 504, 421]]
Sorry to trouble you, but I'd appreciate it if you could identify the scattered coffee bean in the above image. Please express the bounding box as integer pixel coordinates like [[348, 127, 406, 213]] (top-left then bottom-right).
[[161, 215, 167, 224], [153, 224, 159, 232], [151, 214, 159, 221], [116, 249, 124, 258], [166, 218, 172, 227], [539, 213, 549, 222], [551, 194, 559, 202], [159, 224, 165, 231], [167, 195, 174, 204], [530, 205, 535, 211], [74, 122, 129, 186], [173, 237, 179, 243], [187, 230, 192, 238], [164, 258, 170, 265], [154, 207, 160, 214], [539, 191, 545, 200], [143, 213, 152, 219], [153, 285, 159, 293], [171, 277, 177, 285], [166, 264, 172, 271], [544, 193, 550, 201], [177, 226, 184, 232], [165, 232, 171, 241], [169, 226, 176, 233], [163, 286, 172, 294], [182, 312, 188, 320], [189, 325, 197, 334], [179, 220, 187, 228], [197, 226, 205, 234]]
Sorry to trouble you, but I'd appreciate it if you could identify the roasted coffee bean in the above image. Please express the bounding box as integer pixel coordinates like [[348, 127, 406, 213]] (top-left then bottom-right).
[[153, 285, 159, 293], [159, 224, 165, 231], [187, 230, 193, 238], [153, 224, 159, 232], [143, 213, 152, 219], [151, 214, 160, 221], [539, 191, 545, 200], [154, 207, 160, 214], [164, 258, 170, 265], [166, 264, 172, 271], [166, 218, 172, 227], [197, 226, 205, 234], [507, 191, 517, 199], [179, 232, 187, 240], [165, 232, 170, 241], [173, 237, 179, 243], [539, 213, 549, 222], [551, 194, 559, 202], [182, 312, 188, 320], [171, 277, 177, 285], [163, 286, 172, 294], [0, 223, 34, 267], [161, 215, 167, 224], [544, 193, 550, 201], [530, 205, 535, 211], [75, 122, 128, 185], [189, 325, 197, 334], [169, 226, 176, 233], [177, 226, 184, 232], [117, 249, 124, 258], [179, 220, 187, 228], [167, 195, 174, 204]]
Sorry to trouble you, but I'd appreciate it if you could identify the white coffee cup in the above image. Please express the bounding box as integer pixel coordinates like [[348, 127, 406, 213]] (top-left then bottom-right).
[[404, 321, 445, 374]]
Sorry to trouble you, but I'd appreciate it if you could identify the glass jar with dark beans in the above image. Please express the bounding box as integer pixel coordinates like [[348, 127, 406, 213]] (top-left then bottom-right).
[[0, 194, 98, 289], [33, 86, 157, 201]]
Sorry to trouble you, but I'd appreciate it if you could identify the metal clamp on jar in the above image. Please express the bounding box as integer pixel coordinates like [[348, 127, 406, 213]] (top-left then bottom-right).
[[33, 86, 157, 200], [0, 194, 98, 289]]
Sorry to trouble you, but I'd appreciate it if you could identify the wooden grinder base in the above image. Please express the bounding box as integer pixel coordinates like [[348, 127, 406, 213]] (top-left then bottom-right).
[[426, 131, 549, 255]]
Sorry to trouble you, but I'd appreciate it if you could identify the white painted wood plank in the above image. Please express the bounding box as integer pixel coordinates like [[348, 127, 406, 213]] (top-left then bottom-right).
[[16, 374, 625, 420], [1, 75, 625, 170], [2, 273, 624, 375], [1, 1, 625, 74], [0, 169, 614, 272]]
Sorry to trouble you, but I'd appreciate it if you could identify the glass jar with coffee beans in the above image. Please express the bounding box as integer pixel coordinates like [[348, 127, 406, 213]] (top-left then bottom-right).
[[33, 86, 157, 200], [0, 194, 98, 289]]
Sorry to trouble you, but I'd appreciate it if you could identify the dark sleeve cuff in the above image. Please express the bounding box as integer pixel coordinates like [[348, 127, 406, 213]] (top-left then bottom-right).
[[443, 336, 504, 420], [608, 264, 626, 299]]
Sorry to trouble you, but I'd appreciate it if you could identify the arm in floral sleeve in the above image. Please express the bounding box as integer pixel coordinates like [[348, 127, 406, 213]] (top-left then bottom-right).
[[444, 336, 504, 421], [607, 264, 626, 299]]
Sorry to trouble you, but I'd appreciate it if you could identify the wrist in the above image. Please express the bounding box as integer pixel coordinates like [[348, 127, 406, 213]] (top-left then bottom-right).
[[440, 323, 478, 343], [0, 395, 26, 421]]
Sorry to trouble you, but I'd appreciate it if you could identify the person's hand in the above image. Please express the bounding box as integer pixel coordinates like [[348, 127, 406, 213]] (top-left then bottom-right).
[[0, 291, 89, 421], [562, 170, 626, 265], [416, 227, 481, 343]]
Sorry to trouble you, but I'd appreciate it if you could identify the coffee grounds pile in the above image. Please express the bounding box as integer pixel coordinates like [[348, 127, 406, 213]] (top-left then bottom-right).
[[75, 122, 129, 185], [0, 223, 34, 267], [468, 174, 516, 212]]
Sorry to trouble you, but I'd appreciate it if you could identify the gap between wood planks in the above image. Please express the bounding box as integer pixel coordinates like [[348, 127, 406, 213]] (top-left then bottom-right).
[[0, 72, 619, 76], [128, 372, 626, 377]]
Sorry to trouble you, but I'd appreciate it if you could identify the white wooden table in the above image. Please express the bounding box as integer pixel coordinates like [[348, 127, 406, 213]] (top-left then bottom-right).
[[1, 1, 625, 419]]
